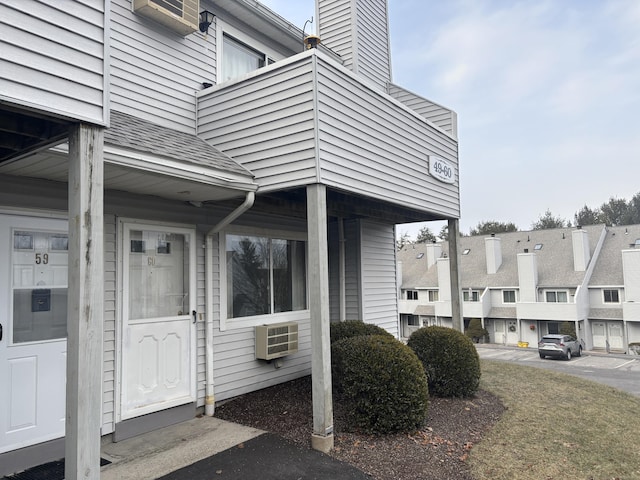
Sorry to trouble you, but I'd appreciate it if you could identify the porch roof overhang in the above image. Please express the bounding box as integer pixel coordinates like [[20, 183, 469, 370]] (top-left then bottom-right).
[[0, 111, 258, 203]]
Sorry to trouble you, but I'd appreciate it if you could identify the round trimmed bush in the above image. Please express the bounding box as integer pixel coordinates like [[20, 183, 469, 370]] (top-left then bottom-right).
[[331, 334, 429, 434], [407, 326, 481, 398], [330, 320, 394, 344]]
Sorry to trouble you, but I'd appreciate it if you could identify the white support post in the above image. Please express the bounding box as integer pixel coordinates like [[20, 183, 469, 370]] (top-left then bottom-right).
[[448, 219, 463, 332], [65, 123, 104, 480], [306, 184, 334, 453]]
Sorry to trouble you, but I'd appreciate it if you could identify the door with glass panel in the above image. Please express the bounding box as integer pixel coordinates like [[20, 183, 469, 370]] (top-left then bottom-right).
[[120, 223, 196, 420], [0, 215, 68, 453]]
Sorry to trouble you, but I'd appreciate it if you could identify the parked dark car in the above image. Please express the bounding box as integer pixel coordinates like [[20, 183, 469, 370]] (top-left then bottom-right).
[[538, 334, 582, 360]]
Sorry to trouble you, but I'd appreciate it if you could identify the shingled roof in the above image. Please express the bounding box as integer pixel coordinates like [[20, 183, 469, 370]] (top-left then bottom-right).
[[105, 111, 253, 178], [398, 225, 606, 290], [589, 224, 640, 286]]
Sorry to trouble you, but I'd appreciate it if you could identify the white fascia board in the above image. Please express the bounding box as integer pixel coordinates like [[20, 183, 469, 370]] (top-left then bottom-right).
[[103, 145, 258, 192]]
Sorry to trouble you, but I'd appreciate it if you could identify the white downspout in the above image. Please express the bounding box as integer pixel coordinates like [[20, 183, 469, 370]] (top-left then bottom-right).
[[204, 191, 255, 416]]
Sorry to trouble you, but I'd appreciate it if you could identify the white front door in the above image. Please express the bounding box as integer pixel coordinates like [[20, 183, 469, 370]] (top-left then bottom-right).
[[608, 322, 624, 350], [506, 320, 519, 345], [120, 223, 197, 420], [0, 215, 68, 453], [592, 322, 607, 349]]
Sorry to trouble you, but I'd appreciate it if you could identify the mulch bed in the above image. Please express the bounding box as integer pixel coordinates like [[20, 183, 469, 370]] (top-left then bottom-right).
[[215, 376, 505, 480]]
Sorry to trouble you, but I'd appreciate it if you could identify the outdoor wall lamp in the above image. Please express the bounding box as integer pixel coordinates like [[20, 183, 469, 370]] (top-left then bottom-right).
[[199, 10, 215, 34]]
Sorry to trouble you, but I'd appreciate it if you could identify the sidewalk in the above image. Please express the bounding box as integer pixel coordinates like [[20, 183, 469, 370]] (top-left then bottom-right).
[[100, 415, 371, 480], [100, 416, 264, 480]]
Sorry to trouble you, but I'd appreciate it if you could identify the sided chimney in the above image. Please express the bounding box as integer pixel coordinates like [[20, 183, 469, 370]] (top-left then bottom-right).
[[425, 242, 442, 269], [485, 234, 502, 274], [572, 227, 590, 272], [317, 0, 392, 91], [517, 251, 538, 302]]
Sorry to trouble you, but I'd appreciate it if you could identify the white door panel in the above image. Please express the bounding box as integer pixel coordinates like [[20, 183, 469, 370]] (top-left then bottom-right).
[[120, 223, 196, 421], [0, 215, 68, 453]]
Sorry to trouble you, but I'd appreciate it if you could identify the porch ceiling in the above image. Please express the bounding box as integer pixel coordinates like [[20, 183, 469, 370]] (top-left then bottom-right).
[[0, 106, 70, 163]]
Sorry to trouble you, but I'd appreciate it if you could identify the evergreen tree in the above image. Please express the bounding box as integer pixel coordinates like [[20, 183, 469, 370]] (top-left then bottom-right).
[[532, 209, 569, 230], [469, 220, 518, 236], [416, 226, 436, 244]]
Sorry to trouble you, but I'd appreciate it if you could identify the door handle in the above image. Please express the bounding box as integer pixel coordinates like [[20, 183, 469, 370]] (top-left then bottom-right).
[[192, 310, 197, 324], [0, 323, 3, 341]]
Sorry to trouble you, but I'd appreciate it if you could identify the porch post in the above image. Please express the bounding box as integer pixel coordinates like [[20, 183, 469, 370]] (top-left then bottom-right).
[[65, 123, 104, 480], [448, 219, 463, 332], [306, 184, 334, 453]]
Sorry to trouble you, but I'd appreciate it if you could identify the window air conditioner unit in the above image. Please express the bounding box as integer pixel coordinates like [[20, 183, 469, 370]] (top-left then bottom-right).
[[133, 0, 199, 36], [255, 322, 299, 360]]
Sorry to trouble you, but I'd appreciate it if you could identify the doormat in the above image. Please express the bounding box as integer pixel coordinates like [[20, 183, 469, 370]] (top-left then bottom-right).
[[3, 458, 111, 480]]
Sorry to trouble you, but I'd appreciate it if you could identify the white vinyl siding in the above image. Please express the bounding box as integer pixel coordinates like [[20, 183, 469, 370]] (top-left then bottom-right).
[[102, 215, 117, 434], [318, 0, 353, 69], [354, 0, 391, 90], [109, 0, 212, 132], [388, 84, 457, 137], [360, 221, 398, 336], [197, 51, 460, 219], [0, 0, 106, 124], [319, 0, 391, 91]]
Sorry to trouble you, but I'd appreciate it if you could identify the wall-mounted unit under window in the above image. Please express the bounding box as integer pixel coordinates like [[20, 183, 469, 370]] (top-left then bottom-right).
[[133, 0, 199, 36], [255, 322, 299, 360]]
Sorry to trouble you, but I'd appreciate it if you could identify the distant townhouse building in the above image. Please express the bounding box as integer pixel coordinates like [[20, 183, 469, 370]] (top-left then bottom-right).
[[398, 224, 640, 353]]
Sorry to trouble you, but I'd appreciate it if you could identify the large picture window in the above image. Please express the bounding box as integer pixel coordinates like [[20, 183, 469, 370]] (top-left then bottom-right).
[[226, 233, 306, 319]]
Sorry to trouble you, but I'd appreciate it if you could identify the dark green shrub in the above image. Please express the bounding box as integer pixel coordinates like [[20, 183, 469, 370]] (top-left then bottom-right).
[[407, 326, 480, 398], [559, 321, 577, 338], [465, 318, 489, 343], [331, 334, 429, 434], [330, 320, 393, 344]]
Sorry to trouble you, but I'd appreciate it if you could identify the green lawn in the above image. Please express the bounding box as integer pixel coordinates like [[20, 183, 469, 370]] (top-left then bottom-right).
[[471, 360, 640, 480]]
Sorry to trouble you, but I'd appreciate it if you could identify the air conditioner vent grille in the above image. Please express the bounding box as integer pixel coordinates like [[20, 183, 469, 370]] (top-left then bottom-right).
[[255, 322, 299, 360], [133, 0, 199, 36]]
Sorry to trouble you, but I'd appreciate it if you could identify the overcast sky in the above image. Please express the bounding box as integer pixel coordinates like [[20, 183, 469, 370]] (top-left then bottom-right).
[[260, 0, 640, 237]]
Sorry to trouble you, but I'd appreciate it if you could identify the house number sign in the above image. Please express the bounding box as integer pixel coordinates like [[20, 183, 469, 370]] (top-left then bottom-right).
[[428, 156, 455, 184]]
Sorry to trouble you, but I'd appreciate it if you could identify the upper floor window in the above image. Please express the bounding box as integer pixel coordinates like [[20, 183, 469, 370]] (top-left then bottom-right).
[[406, 290, 418, 300], [503, 290, 516, 303], [463, 290, 480, 302], [217, 21, 281, 83], [545, 291, 568, 303], [428, 290, 439, 302], [603, 289, 620, 303]]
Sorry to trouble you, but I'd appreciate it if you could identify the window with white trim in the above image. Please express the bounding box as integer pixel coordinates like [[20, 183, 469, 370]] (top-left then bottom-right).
[[503, 290, 516, 303], [217, 20, 281, 83], [225, 232, 307, 319], [406, 290, 418, 300], [545, 290, 568, 303], [428, 290, 439, 302], [463, 290, 480, 302], [603, 289, 620, 303]]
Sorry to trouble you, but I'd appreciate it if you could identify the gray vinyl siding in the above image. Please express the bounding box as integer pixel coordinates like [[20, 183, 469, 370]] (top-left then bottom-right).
[[109, 0, 214, 132], [360, 220, 398, 335], [197, 57, 319, 191], [318, 0, 354, 70], [315, 54, 459, 218], [197, 50, 460, 218], [209, 228, 312, 402], [388, 83, 458, 138], [0, 0, 106, 124], [102, 214, 117, 434], [328, 218, 362, 322], [354, 0, 391, 90]]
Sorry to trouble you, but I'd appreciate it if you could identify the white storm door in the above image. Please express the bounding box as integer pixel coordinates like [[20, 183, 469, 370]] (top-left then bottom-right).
[[506, 320, 518, 344], [608, 323, 624, 350], [0, 215, 68, 453], [592, 322, 607, 349], [120, 224, 197, 420]]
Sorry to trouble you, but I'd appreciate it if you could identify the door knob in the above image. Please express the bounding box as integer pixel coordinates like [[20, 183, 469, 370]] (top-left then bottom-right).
[[192, 310, 197, 324]]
